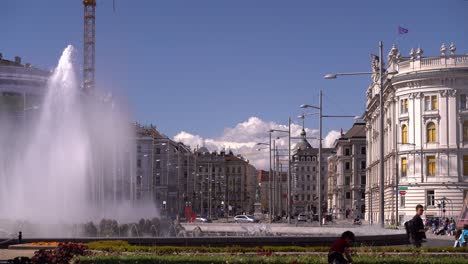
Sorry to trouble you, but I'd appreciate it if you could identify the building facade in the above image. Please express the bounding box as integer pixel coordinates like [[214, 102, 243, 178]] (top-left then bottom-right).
[[0, 53, 49, 122], [291, 129, 333, 215], [135, 124, 258, 219], [327, 121, 366, 219], [364, 43, 468, 225]]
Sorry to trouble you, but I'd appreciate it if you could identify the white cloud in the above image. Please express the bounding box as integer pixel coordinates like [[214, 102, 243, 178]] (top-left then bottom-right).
[[173, 117, 342, 170]]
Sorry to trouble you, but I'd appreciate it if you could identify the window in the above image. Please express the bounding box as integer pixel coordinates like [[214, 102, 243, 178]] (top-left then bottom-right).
[[307, 175, 310, 180], [156, 161, 161, 169], [401, 98, 408, 113], [427, 190, 435, 206], [427, 156, 436, 176], [361, 160, 366, 169], [464, 156, 468, 176], [464, 122, 468, 142], [427, 122, 436, 143], [361, 146, 366, 155], [307, 194, 310, 200], [401, 157, 407, 177], [137, 159, 141, 168], [156, 148, 161, 154], [461, 94, 467, 110], [425, 95, 438, 111], [137, 145, 141, 153], [361, 175, 366, 185], [306, 166, 310, 172], [401, 125, 408, 144], [346, 192, 351, 199], [345, 148, 351, 156], [345, 176, 350, 185], [400, 195, 405, 207]]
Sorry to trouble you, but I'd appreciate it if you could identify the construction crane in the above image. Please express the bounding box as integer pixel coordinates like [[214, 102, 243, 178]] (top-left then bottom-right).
[[83, 0, 96, 93]]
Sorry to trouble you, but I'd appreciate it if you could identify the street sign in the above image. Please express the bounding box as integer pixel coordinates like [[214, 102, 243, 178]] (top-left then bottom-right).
[[399, 187, 408, 190], [399, 190, 407, 195]]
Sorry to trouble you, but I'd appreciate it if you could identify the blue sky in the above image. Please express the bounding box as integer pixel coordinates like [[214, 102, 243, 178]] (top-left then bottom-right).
[[2, 0, 467, 140]]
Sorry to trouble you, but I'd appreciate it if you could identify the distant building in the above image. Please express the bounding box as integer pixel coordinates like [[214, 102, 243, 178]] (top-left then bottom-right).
[[258, 169, 288, 216], [327, 121, 366, 220], [291, 129, 333, 215], [135, 124, 258, 219], [0, 53, 49, 122]]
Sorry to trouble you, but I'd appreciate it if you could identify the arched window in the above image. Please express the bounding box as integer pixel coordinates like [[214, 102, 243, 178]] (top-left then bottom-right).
[[427, 122, 436, 143], [463, 121, 468, 142], [401, 124, 408, 144]]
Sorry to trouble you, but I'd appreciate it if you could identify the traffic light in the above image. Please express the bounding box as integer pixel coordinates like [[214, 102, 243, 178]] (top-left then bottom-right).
[[442, 201, 446, 209]]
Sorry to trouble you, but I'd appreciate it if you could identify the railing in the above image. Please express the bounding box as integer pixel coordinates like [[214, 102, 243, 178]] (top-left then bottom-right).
[[397, 54, 468, 74]]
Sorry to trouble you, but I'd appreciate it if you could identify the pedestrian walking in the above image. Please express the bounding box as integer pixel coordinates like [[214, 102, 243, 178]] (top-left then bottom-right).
[[405, 204, 427, 247]]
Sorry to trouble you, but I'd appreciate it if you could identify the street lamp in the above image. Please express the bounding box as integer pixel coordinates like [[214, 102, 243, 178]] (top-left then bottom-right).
[[256, 139, 273, 222], [269, 122, 292, 224], [301, 90, 355, 226], [324, 41, 397, 228]]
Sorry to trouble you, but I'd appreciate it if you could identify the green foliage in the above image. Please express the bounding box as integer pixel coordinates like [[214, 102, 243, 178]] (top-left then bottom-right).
[[76, 255, 468, 264]]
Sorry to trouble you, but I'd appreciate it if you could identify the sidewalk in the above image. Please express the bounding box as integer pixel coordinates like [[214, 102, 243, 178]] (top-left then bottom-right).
[[0, 249, 35, 261]]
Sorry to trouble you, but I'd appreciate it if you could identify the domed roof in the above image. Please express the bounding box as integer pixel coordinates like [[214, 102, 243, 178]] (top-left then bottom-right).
[[294, 129, 313, 151]]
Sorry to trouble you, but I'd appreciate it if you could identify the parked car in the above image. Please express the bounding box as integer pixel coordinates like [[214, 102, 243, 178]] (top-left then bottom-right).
[[194, 217, 212, 223], [297, 213, 308, 222], [234, 215, 258, 223]]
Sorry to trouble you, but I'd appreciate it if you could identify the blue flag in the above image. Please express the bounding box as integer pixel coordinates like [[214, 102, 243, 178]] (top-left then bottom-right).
[[398, 26, 409, 34]]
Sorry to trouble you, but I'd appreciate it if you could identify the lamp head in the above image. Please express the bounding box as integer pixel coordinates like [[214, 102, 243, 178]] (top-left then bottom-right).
[[324, 73, 337, 79]]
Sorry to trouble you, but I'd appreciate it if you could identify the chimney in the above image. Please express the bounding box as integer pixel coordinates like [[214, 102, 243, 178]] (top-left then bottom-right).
[[14, 56, 21, 64]]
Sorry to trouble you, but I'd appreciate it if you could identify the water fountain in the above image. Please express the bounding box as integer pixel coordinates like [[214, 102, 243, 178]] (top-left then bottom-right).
[[0, 45, 157, 237]]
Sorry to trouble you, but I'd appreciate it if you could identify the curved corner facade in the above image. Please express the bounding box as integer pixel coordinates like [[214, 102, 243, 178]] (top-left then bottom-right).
[[364, 44, 468, 225], [0, 54, 49, 121]]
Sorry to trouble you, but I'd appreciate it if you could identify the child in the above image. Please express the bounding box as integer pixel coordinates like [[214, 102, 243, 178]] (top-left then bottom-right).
[[328, 231, 355, 264]]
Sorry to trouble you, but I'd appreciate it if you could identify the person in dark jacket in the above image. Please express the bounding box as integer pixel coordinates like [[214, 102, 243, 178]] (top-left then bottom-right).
[[328, 231, 355, 264], [410, 204, 427, 247]]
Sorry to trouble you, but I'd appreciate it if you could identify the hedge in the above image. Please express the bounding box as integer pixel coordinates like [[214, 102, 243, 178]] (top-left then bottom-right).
[[86, 240, 468, 254], [76, 255, 468, 264]]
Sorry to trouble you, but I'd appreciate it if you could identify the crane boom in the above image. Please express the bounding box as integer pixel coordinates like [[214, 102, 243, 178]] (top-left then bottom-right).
[[83, 0, 96, 93]]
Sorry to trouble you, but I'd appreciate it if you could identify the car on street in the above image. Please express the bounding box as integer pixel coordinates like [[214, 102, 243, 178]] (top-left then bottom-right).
[[234, 214, 258, 223], [194, 217, 212, 223], [297, 213, 308, 222]]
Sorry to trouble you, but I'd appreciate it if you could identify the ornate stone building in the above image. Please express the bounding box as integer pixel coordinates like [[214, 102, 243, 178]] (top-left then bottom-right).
[[364, 43, 468, 225], [291, 129, 333, 215], [327, 121, 366, 219]]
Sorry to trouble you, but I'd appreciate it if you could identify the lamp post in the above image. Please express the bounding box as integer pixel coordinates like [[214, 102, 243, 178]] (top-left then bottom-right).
[[301, 90, 356, 226], [256, 140, 272, 221], [269, 124, 291, 224], [324, 41, 397, 228]]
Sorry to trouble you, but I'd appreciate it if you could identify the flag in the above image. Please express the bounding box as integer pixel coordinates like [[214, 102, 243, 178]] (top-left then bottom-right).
[[398, 26, 409, 35]]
